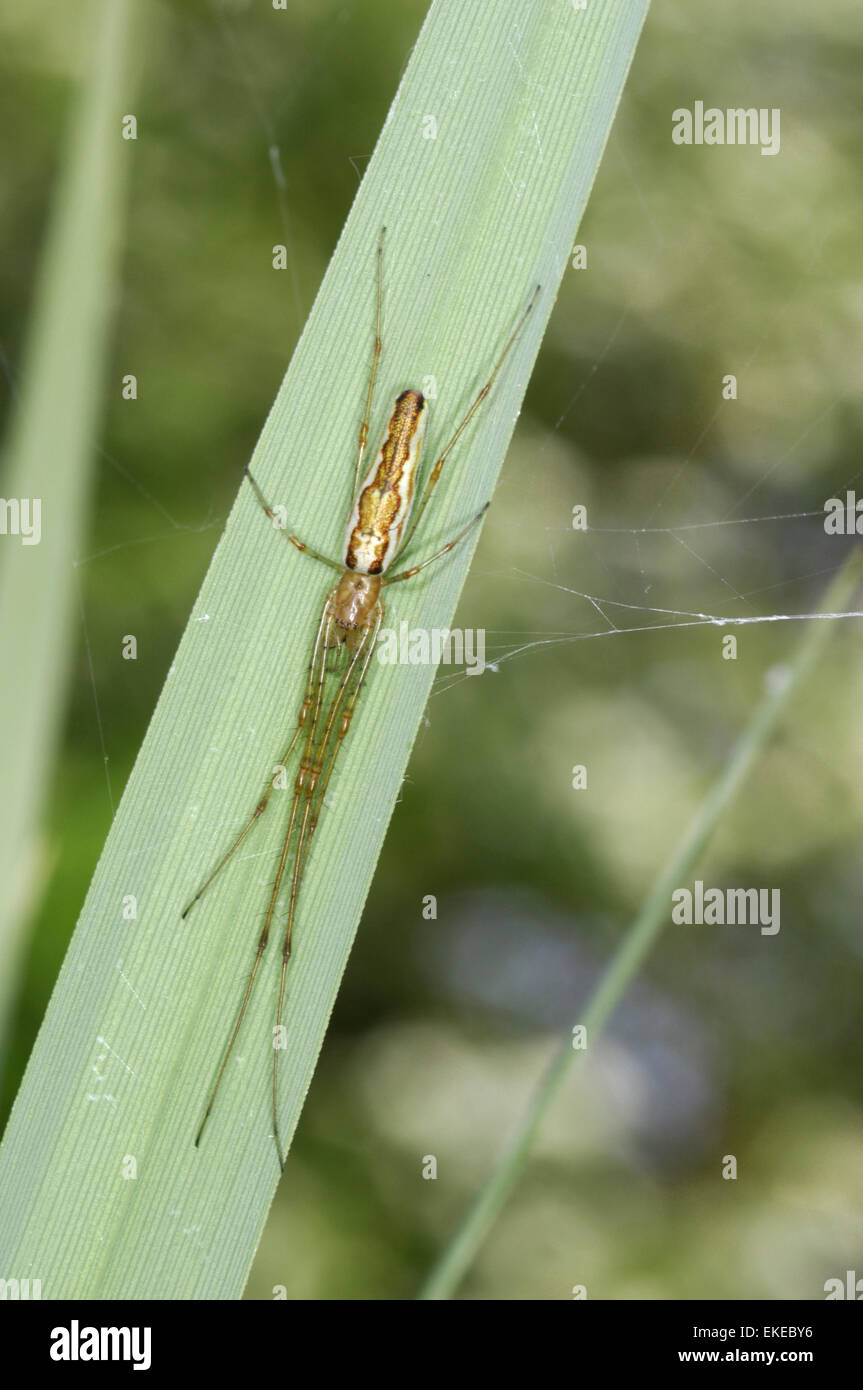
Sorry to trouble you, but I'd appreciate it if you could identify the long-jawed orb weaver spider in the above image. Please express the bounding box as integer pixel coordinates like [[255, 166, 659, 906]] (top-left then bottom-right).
[[184, 227, 539, 1169]]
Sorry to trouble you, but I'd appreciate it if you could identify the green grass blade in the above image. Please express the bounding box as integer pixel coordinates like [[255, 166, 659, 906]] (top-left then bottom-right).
[[0, 0, 649, 1298], [0, 0, 135, 1053], [418, 547, 863, 1300]]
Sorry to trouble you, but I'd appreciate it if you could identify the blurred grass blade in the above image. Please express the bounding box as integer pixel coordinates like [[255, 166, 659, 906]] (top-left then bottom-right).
[[418, 547, 863, 1300], [0, 0, 135, 1056], [0, 0, 649, 1298]]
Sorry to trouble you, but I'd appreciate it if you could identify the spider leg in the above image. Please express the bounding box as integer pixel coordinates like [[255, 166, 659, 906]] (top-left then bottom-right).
[[395, 285, 538, 560], [193, 604, 336, 1149], [353, 226, 386, 498], [382, 504, 489, 587], [182, 600, 335, 919], [308, 606, 383, 840], [245, 467, 342, 572], [272, 608, 382, 1169]]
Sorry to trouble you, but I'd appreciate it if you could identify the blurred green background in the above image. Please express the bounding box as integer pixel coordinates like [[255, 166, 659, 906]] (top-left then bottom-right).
[[3, 0, 863, 1298]]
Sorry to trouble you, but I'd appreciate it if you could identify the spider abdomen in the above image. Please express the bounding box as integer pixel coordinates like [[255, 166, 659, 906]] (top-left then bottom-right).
[[344, 389, 427, 575]]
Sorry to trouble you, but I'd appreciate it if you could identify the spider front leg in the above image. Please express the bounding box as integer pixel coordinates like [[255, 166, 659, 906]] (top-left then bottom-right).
[[182, 600, 335, 920], [271, 606, 382, 1168], [192, 602, 336, 1149], [308, 607, 384, 840]]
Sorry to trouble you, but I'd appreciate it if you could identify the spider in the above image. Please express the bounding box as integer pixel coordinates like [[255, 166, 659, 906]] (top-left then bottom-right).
[[184, 227, 538, 1168]]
